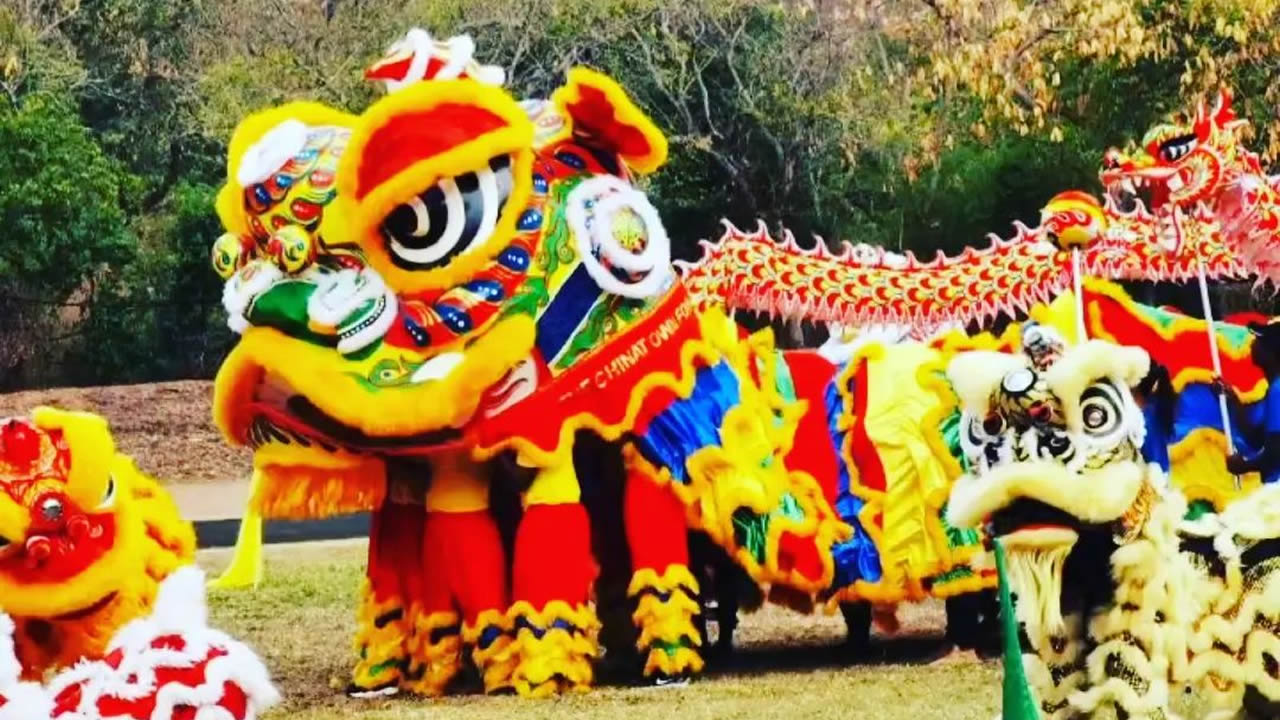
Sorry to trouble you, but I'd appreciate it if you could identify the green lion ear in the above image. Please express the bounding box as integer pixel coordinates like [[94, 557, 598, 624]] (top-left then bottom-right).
[[996, 538, 1040, 720]]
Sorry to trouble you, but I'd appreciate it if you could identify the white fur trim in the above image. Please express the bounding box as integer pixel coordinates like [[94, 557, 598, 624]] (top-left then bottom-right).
[[0, 614, 18, 689], [947, 459, 1145, 530], [946, 350, 1028, 417], [236, 120, 308, 188], [436, 35, 475, 81], [0, 683, 54, 720], [33, 565, 280, 720], [222, 261, 283, 335], [566, 176, 673, 299]]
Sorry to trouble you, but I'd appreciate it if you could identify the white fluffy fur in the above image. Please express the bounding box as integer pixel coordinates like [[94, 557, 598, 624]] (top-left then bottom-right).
[[947, 459, 1148, 530], [2, 567, 279, 720], [945, 350, 1029, 418], [1043, 341, 1149, 436]]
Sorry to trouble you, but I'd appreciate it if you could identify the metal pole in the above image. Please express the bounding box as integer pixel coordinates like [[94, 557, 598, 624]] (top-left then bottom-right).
[[1197, 260, 1240, 489], [1072, 249, 1087, 342]]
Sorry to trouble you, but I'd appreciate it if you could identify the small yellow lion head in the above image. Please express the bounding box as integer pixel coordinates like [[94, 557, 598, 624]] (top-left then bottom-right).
[[0, 407, 194, 676]]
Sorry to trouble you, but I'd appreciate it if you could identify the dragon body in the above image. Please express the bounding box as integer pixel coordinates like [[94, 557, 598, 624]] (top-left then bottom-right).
[[679, 90, 1280, 336]]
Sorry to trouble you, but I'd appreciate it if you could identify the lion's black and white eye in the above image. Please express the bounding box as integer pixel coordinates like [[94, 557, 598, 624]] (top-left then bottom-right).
[[98, 474, 117, 509], [1080, 382, 1123, 436], [381, 155, 513, 271], [968, 412, 1004, 445]]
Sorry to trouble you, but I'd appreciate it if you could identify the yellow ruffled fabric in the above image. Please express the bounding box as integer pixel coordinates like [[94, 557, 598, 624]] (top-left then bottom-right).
[[403, 608, 463, 697], [463, 608, 517, 694], [498, 600, 601, 697], [350, 580, 409, 690], [628, 566, 705, 678]]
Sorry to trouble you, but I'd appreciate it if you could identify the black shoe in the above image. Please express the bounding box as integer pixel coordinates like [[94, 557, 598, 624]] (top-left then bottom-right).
[[647, 673, 692, 689]]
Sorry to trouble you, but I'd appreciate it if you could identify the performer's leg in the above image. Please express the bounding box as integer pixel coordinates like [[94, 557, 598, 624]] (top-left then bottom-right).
[[506, 457, 600, 697], [350, 492, 421, 697], [622, 445, 703, 681], [403, 454, 509, 696]]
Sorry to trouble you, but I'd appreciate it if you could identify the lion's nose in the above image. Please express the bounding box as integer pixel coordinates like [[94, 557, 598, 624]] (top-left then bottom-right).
[[25, 535, 52, 569]]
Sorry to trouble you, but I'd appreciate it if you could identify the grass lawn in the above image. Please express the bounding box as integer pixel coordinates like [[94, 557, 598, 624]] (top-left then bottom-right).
[[200, 542, 1000, 720]]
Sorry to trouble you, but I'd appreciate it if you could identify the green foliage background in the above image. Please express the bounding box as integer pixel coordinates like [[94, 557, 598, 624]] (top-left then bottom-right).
[[0, 0, 1271, 389]]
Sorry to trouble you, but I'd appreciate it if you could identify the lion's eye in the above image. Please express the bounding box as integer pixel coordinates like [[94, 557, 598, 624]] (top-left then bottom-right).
[[98, 475, 116, 509], [969, 412, 1005, 443], [1080, 383, 1123, 436], [380, 155, 514, 271]]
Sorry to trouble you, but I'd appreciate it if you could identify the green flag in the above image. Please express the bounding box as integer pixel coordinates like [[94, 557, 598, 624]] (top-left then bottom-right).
[[996, 538, 1040, 720]]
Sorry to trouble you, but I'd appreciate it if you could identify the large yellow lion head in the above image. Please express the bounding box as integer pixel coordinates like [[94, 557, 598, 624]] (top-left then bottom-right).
[[0, 408, 194, 677], [209, 31, 671, 521]]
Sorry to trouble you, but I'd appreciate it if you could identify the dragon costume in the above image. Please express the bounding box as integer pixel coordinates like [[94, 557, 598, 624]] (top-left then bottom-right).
[[0, 408, 196, 680], [946, 328, 1280, 719]]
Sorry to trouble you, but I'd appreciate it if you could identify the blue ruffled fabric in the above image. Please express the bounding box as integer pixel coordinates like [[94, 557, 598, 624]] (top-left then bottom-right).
[[1141, 400, 1172, 471], [1170, 383, 1259, 455], [635, 362, 741, 484], [823, 369, 883, 589]]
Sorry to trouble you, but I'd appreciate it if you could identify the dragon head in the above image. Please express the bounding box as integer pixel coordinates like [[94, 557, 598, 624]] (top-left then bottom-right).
[[0, 408, 193, 626], [211, 32, 671, 518], [1099, 88, 1256, 252], [945, 328, 1157, 643]]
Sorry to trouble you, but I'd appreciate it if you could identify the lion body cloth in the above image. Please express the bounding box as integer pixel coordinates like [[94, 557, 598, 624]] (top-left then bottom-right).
[[0, 407, 196, 680], [946, 329, 1280, 719]]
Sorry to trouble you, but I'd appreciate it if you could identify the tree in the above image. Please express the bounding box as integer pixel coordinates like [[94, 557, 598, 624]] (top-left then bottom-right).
[[859, 0, 1280, 159], [0, 94, 133, 387]]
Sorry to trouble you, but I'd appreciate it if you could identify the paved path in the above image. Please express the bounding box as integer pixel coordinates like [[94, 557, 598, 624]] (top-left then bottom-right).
[[167, 480, 368, 548], [166, 480, 252, 521]]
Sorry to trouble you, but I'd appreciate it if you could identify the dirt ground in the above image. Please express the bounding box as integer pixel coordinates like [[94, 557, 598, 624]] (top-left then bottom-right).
[[199, 542, 1002, 720], [0, 380, 249, 484]]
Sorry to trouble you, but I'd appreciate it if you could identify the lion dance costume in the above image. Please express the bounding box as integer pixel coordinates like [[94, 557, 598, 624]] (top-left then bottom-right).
[[0, 408, 278, 719], [204, 27, 1020, 697], [0, 408, 195, 679], [946, 327, 1280, 719]]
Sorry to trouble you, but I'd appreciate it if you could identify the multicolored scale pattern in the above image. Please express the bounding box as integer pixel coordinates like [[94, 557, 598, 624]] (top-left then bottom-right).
[[243, 126, 346, 243], [677, 214, 1248, 335]]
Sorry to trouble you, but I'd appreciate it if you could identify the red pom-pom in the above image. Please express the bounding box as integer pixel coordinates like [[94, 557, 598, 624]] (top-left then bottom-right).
[[1, 419, 42, 467]]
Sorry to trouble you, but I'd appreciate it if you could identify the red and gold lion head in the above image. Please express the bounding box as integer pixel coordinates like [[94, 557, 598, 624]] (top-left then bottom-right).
[[0, 408, 194, 679]]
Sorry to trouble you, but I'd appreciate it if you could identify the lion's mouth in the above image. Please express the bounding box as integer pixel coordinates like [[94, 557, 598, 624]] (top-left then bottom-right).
[[244, 370, 468, 456], [989, 499, 1083, 540], [53, 591, 119, 621]]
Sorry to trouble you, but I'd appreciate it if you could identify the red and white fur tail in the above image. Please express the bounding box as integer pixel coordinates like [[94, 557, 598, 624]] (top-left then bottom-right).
[[0, 567, 279, 720]]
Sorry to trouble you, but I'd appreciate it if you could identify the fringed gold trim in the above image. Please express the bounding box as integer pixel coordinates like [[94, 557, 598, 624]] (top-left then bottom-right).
[[402, 608, 462, 697], [351, 580, 409, 690], [498, 600, 601, 697], [643, 646, 705, 678]]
